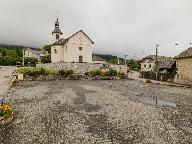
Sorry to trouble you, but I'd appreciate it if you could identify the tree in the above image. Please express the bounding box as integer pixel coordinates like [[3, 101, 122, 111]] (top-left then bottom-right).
[[24, 57, 38, 66], [127, 59, 141, 70], [2, 50, 6, 56], [36, 48, 42, 51], [41, 55, 51, 63], [43, 45, 51, 54]]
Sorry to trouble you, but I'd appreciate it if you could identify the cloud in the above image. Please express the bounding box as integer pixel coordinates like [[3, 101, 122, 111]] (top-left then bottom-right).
[[0, 0, 192, 58]]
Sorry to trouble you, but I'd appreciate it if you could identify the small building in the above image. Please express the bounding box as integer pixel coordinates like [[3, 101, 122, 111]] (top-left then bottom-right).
[[51, 18, 94, 63], [140, 55, 176, 73], [92, 55, 105, 64], [175, 47, 192, 82], [25, 48, 48, 61]]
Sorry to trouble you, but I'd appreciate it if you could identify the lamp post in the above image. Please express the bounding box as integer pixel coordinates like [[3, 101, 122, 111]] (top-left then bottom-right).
[[155, 44, 159, 80], [124, 55, 128, 65], [22, 49, 25, 66]]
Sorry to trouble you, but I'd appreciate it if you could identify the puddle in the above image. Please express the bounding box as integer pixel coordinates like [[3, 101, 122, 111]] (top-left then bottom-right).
[[142, 97, 176, 107]]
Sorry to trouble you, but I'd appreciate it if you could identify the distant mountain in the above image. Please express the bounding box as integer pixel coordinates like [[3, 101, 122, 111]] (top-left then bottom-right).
[[93, 54, 117, 61], [0, 44, 37, 50]]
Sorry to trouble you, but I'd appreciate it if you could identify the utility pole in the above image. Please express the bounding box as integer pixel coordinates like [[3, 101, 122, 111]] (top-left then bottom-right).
[[22, 49, 25, 66], [124, 55, 128, 65], [155, 44, 159, 80]]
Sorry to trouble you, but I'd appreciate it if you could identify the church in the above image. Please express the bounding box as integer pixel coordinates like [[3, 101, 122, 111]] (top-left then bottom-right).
[[51, 18, 94, 63]]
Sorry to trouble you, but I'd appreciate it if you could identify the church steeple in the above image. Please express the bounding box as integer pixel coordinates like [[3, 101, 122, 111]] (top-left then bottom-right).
[[52, 17, 63, 42]]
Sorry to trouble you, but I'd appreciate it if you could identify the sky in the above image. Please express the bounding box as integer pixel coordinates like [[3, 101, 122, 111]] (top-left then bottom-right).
[[0, 0, 192, 59]]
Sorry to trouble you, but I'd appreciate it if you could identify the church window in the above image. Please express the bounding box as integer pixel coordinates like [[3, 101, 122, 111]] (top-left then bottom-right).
[[66, 46, 67, 52], [79, 47, 82, 51], [56, 34, 59, 40], [54, 49, 57, 54]]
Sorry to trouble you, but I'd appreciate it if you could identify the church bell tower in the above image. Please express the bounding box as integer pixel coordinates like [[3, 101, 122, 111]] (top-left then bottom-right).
[[52, 18, 63, 43]]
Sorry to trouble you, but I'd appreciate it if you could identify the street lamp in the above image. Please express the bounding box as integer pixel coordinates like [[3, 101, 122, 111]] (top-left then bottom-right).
[[22, 49, 25, 66], [155, 44, 159, 80], [124, 55, 128, 65]]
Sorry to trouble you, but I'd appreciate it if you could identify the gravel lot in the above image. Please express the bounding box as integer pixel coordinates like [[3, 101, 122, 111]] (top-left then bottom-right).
[[0, 79, 192, 144]]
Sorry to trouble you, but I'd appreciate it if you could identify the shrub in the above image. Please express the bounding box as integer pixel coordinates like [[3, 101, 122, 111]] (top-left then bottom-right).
[[89, 69, 101, 77], [106, 69, 118, 77], [17, 67, 44, 76], [145, 79, 152, 83], [58, 69, 74, 77], [46, 70, 58, 76]]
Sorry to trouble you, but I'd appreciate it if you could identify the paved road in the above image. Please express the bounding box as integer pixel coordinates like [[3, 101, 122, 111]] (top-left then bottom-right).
[[1, 80, 192, 143], [0, 66, 15, 96]]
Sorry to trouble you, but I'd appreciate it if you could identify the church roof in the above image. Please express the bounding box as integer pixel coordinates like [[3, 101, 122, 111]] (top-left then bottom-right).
[[52, 30, 94, 46], [52, 27, 63, 35], [52, 38, 69, 46]]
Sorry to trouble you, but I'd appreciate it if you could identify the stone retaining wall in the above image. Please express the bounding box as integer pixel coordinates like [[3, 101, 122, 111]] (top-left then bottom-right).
[[36, 62, 127, 74]]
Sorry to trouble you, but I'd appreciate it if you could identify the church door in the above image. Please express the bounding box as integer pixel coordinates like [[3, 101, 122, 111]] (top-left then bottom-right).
[[79, 56, 83, 63]]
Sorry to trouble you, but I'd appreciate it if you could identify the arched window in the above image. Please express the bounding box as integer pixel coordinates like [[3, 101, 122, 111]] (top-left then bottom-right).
[[54, 49, 57, 54], [56, 34, 59, 40]]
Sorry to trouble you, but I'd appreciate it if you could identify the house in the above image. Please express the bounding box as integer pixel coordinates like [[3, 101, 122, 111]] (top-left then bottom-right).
[[175, 47, 192, 82], [51, 18, 94, 63], [25, 48, 48, 61], [92, 55, 106, 64], [140, 55, 176, 73]]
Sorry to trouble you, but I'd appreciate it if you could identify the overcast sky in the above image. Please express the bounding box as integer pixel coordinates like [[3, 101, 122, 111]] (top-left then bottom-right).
[[0, 0, 192, 59]]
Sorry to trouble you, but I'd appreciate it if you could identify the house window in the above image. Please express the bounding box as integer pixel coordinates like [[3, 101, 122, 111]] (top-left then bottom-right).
[[149, 64, 151, 68], [56, 34, 59, 40], [79, 47, 82, 51], [144, 64, 146, 68], [54, 49, 57, 54]]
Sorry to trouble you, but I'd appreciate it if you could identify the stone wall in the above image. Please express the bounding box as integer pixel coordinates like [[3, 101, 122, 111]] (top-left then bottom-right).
[[36, 62, 127, 74], [177, 58, 192, 82]]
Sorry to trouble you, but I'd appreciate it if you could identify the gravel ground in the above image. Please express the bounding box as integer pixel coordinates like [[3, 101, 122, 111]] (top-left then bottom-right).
[[0, 66, 15, 96], [0, 79, 192, 144]]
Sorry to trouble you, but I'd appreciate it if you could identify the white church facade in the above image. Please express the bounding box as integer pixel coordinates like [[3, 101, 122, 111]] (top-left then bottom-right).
[[51, 18, 94, 63]]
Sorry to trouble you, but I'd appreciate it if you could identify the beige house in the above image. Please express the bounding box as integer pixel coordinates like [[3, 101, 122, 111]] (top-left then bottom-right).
[[140, 55, 176, 73], [25, 48, 48, 61], [51, 18, 94, 63], [175, 47, 192, 82]]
